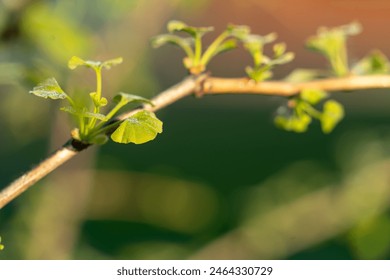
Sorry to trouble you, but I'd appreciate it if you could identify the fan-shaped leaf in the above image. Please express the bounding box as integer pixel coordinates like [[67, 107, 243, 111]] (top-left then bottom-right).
[[68, 56, 87, 70], [227, 24, 251, 40], [111, 110, 163, 144], [68, 56, 122, 70], [275, 114, 312, 133], [321, 100, 344, 133], [101, 57, 123, 70], [270, 52, 295, 65], [29, 77, 67, 99], [167, 20, 213, 37], [352, 50, 389, 75], [168, 20, 189, 33], [151, 34, 194, 49]]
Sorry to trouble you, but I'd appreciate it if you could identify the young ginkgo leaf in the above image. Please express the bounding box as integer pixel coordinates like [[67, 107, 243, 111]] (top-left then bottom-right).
[[151, 34, 194, 49], [113, 92, 154, 106], [168, 20, 190, 33], [101, 57, 123, 70], [226, 24, 251, 40], [68, 56, 123, 70], [245, 66, 272, 82], [320, 100, 345, 133], [68, 56, 87, 70], [29, 77, 67, 99], [167, 20, 213, 37], [352, 50, 389, 75], [243, 33, 277, 52], [339, 21, 362, 36], [273, 43, 286, 57], [60, 106, 107, 121], [270, 52, 295, 66], [111, 110, 163, 144], [306, 22, 361, 77], [274, 114, 312, 133]]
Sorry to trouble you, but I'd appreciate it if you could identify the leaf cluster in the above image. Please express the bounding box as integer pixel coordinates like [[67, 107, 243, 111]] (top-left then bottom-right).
[[30, 57, 163, 145], [152, 20, 294, 79], [306, 22, 390, 77], [30, 21, 388, 143], [243, 34, 294, 81], [275, 89, 344, 134], [277, 22, 390, 134], [152, 20, 251, 75]]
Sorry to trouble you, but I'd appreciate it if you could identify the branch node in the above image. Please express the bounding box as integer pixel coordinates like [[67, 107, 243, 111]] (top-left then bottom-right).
[[194, 72, 210, 98], [68, 139, 91, 152]]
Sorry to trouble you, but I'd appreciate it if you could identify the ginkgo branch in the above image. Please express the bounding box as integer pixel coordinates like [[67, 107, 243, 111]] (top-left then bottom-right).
[[2, 73, 390, 209]]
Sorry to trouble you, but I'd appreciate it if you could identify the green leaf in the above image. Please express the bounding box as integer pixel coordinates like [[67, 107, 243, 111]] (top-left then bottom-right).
[[111, 110, 163, 144], [150, 34, 195, 60], [245, 66, 272, 82], [0, 236, 4, 250], [300, 89, 328, 105], [320, 100, 344, 133], [101, 57, 123, 70], [167, 20, 190, 33], [273, 43, 286, 57], [270, 52, 295, 65], [243, 33, 277, 51], [242, 33, 293, 81], [339, 21, 362, 36], [60, 106, 108, 121], [113, 92, 154, 106], [29, 77, 67, 99], [68, 56, 123, 70], [151, 34, 193, 48], [275, 114, 312, 133], [306, 22, 361, 55], [226, 24, 251, 40], [352, 50, 389, 75], [167, 20, 213, 37], [68, 56, 87, 70], [306, 22, 361, 77], [243, 37, 262, 55]]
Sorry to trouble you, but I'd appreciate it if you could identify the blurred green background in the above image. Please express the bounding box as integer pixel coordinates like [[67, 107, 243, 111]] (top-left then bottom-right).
[[1, 0, 390, 260]]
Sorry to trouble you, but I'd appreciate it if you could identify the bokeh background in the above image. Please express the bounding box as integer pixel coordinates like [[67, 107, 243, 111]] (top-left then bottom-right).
[[1, 0, 390, 260]]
